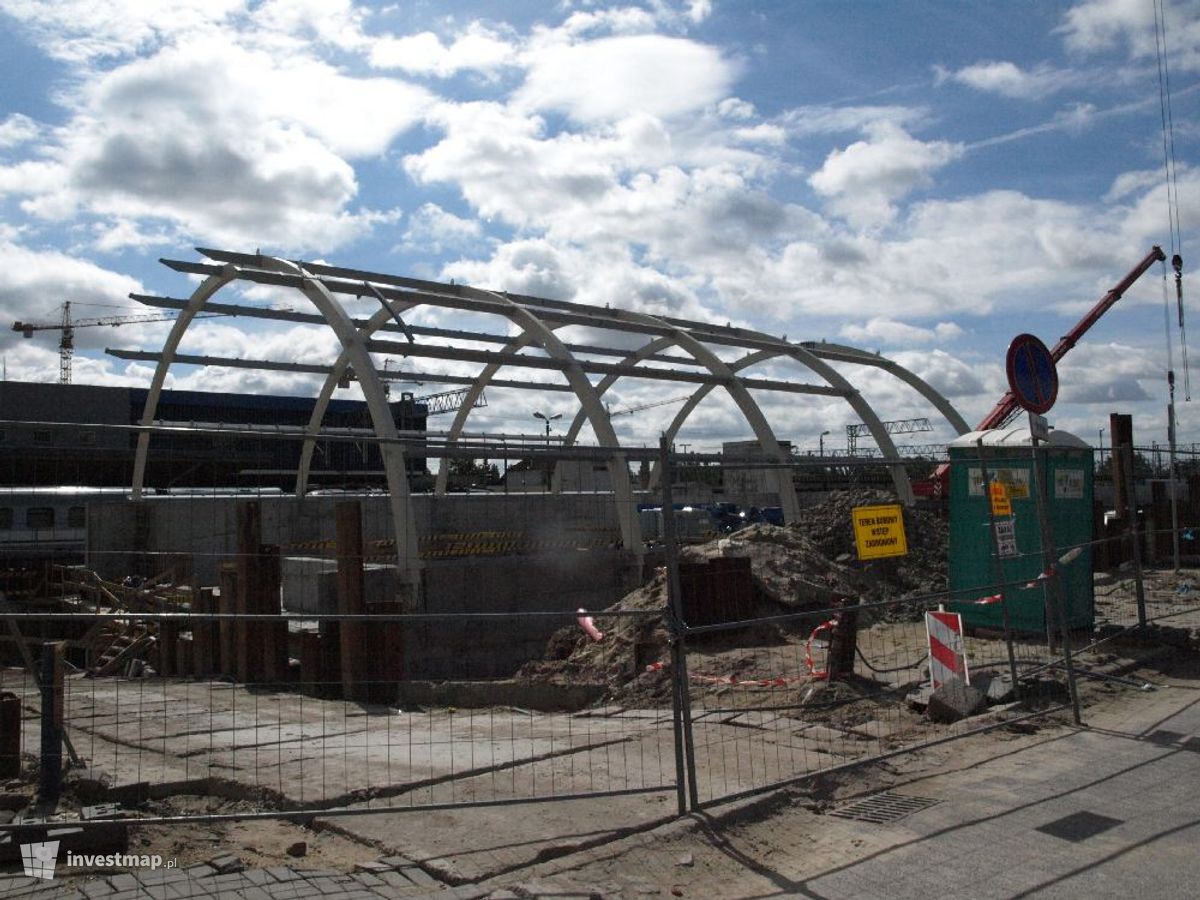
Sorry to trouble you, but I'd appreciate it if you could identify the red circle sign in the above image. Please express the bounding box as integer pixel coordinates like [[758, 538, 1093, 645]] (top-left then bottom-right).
[[1006, 333, 1058, 415]]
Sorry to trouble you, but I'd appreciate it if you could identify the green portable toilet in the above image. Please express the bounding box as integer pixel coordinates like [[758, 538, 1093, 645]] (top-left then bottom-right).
[[946, 426, 1094, 634]]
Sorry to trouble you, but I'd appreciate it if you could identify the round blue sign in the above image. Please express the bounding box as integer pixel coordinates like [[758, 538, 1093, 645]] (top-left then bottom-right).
[[1006, 333, 1058, 414]]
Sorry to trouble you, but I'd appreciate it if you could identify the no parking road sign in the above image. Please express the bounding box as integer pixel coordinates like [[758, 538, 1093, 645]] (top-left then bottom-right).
[[1006, 333, 1058, 415]]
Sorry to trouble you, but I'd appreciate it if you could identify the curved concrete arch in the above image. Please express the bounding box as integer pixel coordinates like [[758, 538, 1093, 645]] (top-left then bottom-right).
[[295, 300, 417, 497], [132, 258, 423, 593], [651, 342, 916, 502], [607, 313, 801, 522], [274, 260, 422, 589], [560, 335, 679, 447], [740, 334, 916, 503], [803, 343, 970, 435], [132, 265, 241, 499], [454, 289, 641, 552], [432, 328, 546, 496]]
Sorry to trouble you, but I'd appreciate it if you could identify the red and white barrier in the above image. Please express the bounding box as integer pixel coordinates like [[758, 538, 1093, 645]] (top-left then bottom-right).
[[804, 618, 839, 680], [925, 610, 969, 690]]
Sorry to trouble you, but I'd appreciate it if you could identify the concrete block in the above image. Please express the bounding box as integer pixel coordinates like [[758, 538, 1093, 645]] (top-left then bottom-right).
[[354, 860, 392, 873], [974, 671, 1016, 703], [905, 685, 932, 710], [927, 677, 987, 724], [400, 865, 439, 887], [378, 854, 413, 870], [209, 853, 245, 874], [282, 557, 399, 614]]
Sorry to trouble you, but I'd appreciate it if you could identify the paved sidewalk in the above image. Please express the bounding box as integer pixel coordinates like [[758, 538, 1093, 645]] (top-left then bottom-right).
[[0, 856, 488, 899], [476, 670, 1200, 898]]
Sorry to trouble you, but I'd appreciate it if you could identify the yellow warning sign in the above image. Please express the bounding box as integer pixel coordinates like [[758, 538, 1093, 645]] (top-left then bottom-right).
[[852, 504, 908, 560], [989, 482, 1012, 517]]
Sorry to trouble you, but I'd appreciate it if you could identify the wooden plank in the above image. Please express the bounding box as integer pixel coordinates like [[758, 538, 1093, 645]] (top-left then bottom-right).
[[256, 545, 286, 685], [336, 501, 365, 701], [217, 564, 237, 677], [193, 586, 216, 677], [235, 501, 261, 683], [300, 631, 322, 698]]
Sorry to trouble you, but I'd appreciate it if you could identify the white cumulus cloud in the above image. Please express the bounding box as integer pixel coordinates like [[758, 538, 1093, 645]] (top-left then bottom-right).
[[514, 34, 737, 123], [808, 122, 964, 228]]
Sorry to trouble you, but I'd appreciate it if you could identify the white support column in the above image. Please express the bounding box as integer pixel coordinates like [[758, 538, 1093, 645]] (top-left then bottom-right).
[[265, 259, 423, 597], [464, 290, 642, 555], [295, 301, 415, 497]]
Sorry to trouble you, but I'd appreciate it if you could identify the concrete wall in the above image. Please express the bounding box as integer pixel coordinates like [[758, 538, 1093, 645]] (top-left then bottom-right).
[[87, 491, 638, 678]]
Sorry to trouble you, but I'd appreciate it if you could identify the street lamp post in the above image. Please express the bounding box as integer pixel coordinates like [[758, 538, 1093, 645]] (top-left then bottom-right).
[[533, 411, 563, 491], [819, 430, 831, 457], [533, 411, 562, 445], [1098, 427, 1105, 466]]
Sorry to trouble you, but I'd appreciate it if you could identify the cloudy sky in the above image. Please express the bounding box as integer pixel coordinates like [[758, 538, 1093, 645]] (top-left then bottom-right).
[[0, 0, 1197, 454]]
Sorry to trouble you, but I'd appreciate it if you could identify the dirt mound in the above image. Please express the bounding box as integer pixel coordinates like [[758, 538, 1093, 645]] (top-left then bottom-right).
[[518, 573, 675, 705], [791, 488, 949, 600], [521, 492, 950, 706]]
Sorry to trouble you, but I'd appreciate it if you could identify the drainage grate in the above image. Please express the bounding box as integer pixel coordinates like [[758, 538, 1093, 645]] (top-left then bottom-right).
[[828, 792, 941, 824], [1036, 810, 1123, 842]]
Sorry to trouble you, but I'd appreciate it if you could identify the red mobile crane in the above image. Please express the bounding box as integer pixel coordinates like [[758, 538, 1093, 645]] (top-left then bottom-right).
[[914, 245, 1169, 497]]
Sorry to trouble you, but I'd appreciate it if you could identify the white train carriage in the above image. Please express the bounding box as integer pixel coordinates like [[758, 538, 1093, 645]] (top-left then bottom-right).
[[0, 487, 128, 561]]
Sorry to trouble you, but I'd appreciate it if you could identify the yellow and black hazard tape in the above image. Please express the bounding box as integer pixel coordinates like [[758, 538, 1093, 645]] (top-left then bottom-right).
[[289, 528, 621, 560], [284, 538, 336, 553]]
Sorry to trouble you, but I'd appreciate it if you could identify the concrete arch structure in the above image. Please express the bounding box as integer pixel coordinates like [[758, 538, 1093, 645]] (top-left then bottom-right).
[[125, 248, 975, 585], [433, 329, 545, 496], [131, 257, 423, 593], [295, 299, 416, 497], [555, 338, 966, 505]]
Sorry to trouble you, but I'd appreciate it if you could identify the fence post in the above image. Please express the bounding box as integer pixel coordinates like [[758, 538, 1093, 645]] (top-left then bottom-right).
[[38, 641, 64, 802], [660, 436, 698, 814], [336, 501, 367, 702], [1029, 436, 1082, 725], [1120, 444, 1148, 628]]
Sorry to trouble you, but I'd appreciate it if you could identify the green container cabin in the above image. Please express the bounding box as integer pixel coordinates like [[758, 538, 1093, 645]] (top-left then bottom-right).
[[947, 427, 1094, 634]]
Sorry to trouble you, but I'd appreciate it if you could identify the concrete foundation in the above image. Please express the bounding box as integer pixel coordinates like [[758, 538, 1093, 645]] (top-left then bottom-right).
[[88, 492, 643, 678]]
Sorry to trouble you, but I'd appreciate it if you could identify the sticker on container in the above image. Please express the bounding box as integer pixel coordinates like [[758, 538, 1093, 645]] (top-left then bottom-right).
[[1055, 469, 1084, 499]]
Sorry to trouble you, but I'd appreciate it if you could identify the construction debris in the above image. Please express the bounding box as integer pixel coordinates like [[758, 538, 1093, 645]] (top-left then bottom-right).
[[522, 489, 951, 706]]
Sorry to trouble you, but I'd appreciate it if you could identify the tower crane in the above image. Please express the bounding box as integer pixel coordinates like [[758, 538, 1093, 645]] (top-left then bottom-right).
[[607, 395, 691, 417], [12, 301, 219, 384]]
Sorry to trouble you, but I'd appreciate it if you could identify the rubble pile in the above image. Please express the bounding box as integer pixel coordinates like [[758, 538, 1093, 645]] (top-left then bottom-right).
[[518, 572, 675, 705], [791, 489, 949, 600], [522, 489, 950, 703]]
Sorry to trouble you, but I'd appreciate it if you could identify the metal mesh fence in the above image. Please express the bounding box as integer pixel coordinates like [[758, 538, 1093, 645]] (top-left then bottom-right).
[[675, 594, 1062, 806], [3, 420, 1198, 839], [0, 422, 678, 831]]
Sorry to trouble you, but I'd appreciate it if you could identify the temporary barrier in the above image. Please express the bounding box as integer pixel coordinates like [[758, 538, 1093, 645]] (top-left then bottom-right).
[[925, 610, 969, 689]]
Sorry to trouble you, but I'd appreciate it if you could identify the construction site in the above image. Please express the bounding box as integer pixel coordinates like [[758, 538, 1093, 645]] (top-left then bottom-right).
[[1, 246, 1200, 898]]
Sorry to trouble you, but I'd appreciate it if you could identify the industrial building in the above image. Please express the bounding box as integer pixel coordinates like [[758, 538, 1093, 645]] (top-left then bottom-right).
[[0, 380, 429, 489]]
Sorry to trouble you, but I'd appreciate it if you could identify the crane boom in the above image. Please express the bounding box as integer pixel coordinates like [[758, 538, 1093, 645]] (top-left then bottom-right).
[[13, 301, 222, 384], [976, 245, 1166, 431], [914, 246, 1168, 498]]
